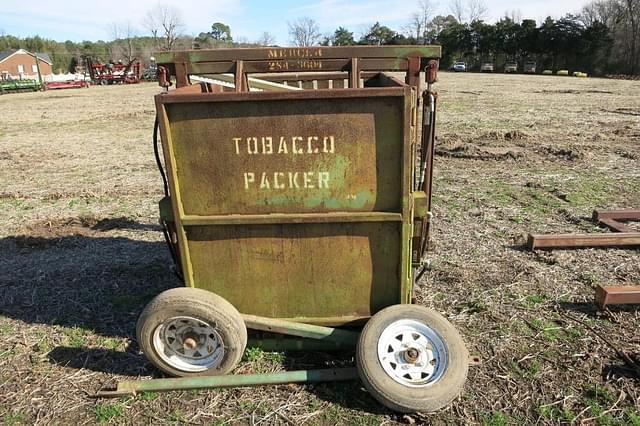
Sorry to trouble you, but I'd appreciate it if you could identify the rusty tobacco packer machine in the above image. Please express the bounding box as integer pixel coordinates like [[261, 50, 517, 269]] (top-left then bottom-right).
[[98, 46, 470, 413]]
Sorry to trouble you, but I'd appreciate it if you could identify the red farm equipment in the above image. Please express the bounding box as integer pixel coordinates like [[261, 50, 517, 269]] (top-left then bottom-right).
[[85, 57, 140, 85]]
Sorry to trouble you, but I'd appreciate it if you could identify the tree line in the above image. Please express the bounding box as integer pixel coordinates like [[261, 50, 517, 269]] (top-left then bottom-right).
[[303, 0, 639, 75], [0, 0, 637, 75]]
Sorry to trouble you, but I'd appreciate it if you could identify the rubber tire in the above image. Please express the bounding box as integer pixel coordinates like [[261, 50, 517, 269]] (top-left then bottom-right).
[[356, 305, 468, 413], [136, 287, 247, 377]]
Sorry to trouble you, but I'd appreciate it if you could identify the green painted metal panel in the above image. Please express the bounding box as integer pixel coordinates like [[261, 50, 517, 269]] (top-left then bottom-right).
[[156, 86, 415, 325], [187, 222, 401, 320], [165, 95, 404, 215]]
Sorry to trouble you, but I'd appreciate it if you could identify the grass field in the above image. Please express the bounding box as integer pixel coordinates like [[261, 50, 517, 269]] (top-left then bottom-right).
[[0, 73, 639, 425]]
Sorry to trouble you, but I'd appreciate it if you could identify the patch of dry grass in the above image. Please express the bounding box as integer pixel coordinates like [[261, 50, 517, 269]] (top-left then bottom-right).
[[0, 74, 638, 424]]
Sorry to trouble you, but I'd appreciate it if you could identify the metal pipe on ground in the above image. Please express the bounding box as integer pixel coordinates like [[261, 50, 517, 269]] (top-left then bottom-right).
[[95, 368, 359, 397]]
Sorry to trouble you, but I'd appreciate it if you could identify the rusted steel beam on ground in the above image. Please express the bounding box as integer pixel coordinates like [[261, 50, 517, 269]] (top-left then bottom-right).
[[527, 232, 640, 250], [593, 209, 640, 221], [595, 285, 640, 309], [598, 218, 636, 233]]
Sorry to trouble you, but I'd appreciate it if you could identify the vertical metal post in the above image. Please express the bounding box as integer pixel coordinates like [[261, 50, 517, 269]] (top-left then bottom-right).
[[349, 58, 360, 88], [175, 61, 189, 88], [405, 56, 421, 94], [234, 60, 246, 92]]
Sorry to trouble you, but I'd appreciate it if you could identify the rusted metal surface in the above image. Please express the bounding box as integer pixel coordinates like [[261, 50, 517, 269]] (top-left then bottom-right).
[[593, 209, 640, 233], [96, 368, 359, 397], [157, 66, 171, 89], [598, 218, 636, 233], [155, 46, 440, 90], [595, 285, 640, 309], [154, 46, 440, 325], [593, 209, 640, 220], [528, 233, 640, 249]]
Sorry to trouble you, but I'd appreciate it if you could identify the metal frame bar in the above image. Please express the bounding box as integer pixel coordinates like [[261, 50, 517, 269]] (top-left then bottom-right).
[[155, 46, 441, 62], [242, 314, 359, 345], [156, 46, 440, 90], [156, 99, 196, 286], [158, 87, 406, 103], [180, 212, 403, 226]]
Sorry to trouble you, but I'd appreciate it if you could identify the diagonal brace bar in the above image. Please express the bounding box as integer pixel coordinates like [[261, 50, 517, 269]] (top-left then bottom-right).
[[241, 314, 360, 346]]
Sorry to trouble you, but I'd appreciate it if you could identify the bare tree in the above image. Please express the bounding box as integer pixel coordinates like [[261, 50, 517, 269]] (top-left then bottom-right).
[[405, 0, 436, 43], [467, 0, 488, 22], [503, 9, 522, 23], [623, 0, 639, 74], [581, 0, 639, 74], [580, 0, 623, 27], [288, 17, 321, 46], [449, 0, 465, 22], [449, 0, 487, 23], [144, 3, 184, 51], [257, 31, 276, 46], [109, 22, 136, 63]]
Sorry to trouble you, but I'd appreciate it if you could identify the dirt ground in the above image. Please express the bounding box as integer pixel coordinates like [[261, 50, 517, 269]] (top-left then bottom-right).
[[0, 74, 638, 425]]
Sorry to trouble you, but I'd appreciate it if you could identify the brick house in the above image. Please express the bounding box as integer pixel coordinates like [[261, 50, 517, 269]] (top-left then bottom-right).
[[0, 49, 53, 80]]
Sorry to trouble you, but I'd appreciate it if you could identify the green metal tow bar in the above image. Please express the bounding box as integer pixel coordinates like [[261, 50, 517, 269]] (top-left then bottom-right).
[[96, 368, 359, 397]]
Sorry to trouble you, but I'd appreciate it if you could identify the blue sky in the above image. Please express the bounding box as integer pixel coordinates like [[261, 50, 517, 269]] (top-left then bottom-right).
[[0, 0, 590, 45]]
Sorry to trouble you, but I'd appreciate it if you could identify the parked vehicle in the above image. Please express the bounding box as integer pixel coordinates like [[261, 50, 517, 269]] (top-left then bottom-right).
[[480, 62, 494, 72], [504, 61, 518, 73], [524, 61, 536, 74], [453, 61, 466, 72], [141, 65, 158, 81]]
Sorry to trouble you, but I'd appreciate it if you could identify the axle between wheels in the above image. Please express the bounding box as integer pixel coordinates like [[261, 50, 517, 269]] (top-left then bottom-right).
[[97, 287, 469, 413]]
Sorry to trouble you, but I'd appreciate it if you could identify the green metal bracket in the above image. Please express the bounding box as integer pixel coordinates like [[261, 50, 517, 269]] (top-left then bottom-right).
[[413, 191, 429, 219], [159, 196, 174, 222]]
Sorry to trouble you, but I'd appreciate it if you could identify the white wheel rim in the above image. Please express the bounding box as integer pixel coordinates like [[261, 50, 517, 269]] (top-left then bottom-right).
[[377, 319, 448, 387], [152, 316, 225, 372]]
